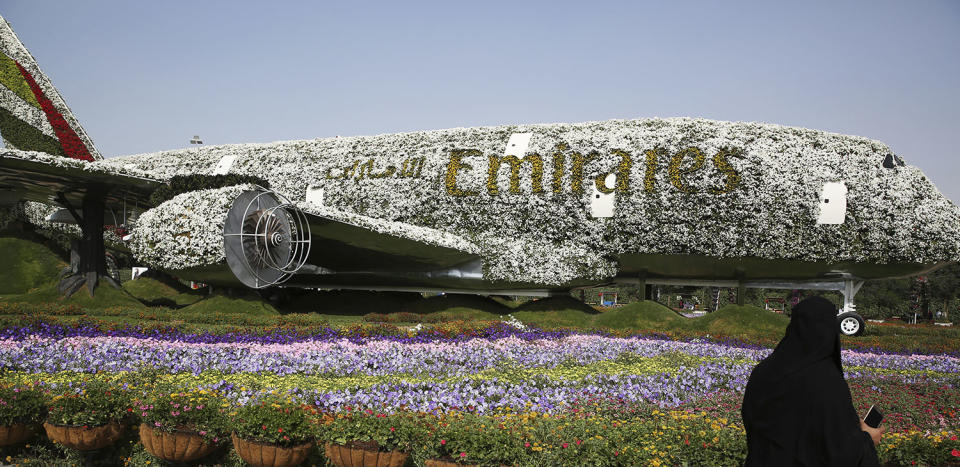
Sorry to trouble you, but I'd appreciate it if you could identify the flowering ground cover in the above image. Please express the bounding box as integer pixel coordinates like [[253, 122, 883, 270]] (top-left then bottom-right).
[[0, 321, 957, 465]]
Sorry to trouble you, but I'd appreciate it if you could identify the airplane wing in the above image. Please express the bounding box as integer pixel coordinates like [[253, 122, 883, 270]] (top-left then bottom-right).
[[296, 202, 481, 272], [0, 149, 160, 208]]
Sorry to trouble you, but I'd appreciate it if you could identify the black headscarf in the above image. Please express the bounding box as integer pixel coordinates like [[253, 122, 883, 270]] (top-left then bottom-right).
[[741, 296, 879, 466]]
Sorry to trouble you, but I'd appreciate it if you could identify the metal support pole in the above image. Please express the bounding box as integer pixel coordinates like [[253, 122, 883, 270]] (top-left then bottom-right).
[[737, 281, 746, 306], [842, 279, 864, 315]]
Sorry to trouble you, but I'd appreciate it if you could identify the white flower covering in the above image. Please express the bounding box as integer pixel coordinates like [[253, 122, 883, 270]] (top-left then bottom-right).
[[12, 118, 960, 285], [129, 185, 252, 270], [501, 314, 528, 331], [0, 149, 153, 179], [94, 118, 960, 285]]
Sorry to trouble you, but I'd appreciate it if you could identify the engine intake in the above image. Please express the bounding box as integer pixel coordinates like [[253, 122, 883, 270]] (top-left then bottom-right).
[[223, 189, 311, 288]]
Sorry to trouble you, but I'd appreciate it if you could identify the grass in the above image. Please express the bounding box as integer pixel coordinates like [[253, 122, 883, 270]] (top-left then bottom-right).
[[1, 281, 148, 310], [511, 297, 600, 328], [122, 276, 204, 307], [280, 289, 422, 315], [178, 290, 280, 316], [0, 236, 65, 294], [401, 294, 511, 316], [686, 305, 789, 337], [594, 301, 687, 330]]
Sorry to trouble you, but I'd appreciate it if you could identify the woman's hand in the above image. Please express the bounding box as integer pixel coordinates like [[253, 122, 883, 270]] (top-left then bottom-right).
[[860, 420, 885, 446]]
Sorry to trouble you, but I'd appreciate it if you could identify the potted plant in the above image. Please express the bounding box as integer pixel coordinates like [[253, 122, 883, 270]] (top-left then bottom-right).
[[320, 410, 420, 467], [0, 385, 46, 446], [136, 388, 228, 462], [419, 413, 523, 467], [231, 397, 315, 467], [43, 380, 130, 451]]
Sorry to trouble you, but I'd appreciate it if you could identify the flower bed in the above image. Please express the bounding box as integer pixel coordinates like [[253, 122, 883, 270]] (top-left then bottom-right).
[[0, 324, 957, 465]]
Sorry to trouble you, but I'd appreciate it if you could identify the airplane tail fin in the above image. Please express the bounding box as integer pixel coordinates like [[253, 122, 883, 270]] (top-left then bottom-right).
[[0, 15, 100, 161]]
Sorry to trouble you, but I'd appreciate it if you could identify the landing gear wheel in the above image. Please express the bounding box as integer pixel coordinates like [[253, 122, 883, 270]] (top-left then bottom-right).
[[837, 312, 865, 336]]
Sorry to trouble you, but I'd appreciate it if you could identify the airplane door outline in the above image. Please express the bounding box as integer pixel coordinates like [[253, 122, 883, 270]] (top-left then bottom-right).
[[817, 182, 847, 224], [591, 173, 617, 218]]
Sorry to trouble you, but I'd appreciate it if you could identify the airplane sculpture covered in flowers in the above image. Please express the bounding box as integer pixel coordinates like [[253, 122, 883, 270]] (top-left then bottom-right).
[[1, 15, 958, 336]]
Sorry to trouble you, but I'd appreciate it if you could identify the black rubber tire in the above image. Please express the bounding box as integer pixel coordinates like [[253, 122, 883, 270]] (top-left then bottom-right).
[[837, 312, 865, 336]]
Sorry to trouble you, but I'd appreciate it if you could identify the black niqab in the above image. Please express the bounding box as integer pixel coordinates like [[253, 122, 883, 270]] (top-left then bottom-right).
[[741, 296, 879, 466]]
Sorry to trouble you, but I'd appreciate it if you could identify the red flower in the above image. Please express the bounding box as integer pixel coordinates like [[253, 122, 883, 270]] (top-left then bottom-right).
[[441, 439, 446, 445], [952, 449, 960, 457], [524, 442, 530, 448], [278, 428, 283, 433], [390, 427, 395, 432], [562, 443, 568, 449], [262, 425, 267, 430]]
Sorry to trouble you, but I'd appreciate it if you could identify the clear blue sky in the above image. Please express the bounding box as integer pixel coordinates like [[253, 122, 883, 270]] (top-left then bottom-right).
[[4, 1, 959, 203]]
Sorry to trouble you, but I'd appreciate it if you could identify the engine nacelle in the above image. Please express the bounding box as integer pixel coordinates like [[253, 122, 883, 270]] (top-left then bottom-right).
[[223, 189, 311, 288]]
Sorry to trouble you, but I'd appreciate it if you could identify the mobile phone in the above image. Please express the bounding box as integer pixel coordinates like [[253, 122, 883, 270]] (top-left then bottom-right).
[[863, 405, 884, 428]]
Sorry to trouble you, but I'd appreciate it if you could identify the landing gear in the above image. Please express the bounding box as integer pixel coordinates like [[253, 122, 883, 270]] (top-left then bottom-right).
[[837, 279, 865, 336], [837, 312, 865, 336]]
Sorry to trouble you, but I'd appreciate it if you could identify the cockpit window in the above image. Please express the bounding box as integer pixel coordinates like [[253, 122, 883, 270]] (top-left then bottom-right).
[[882, 154, 896, 169]]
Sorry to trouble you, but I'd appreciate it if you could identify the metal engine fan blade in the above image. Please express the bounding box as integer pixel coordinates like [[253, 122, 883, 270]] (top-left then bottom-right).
[[223, 188, 312, 289]]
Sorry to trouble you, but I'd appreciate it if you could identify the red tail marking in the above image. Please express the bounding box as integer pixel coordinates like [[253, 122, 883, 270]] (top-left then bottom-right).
[[14, 61, 93, 161]]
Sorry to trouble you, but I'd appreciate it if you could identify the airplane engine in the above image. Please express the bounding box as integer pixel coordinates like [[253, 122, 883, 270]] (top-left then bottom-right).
[[223, 189, 311, 288]]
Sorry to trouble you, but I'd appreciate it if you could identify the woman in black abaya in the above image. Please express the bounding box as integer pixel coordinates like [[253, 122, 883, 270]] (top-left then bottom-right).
[[741, 296, 883, 466]]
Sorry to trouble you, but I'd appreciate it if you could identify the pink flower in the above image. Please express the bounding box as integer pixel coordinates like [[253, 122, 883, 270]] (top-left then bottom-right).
[[390, 427, 395, 432], [460, 453, 466, 458], [440, 440, 446, 445], [154, 422, 161, 427], [562, 443, 568, 449], [524, 442, 530, 448]]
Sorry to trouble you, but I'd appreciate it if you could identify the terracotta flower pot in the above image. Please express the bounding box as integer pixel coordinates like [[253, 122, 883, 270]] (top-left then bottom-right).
[[43, 420, 125, 451], [0, 423, 38, 446], [232, 433, 313, 467], [324, 442, 409, 467], [139, 423, 220, 462]]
